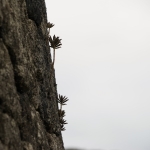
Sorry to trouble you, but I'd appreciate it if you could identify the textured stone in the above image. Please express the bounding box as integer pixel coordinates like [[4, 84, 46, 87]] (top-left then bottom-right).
[[0, 0, 64, 149]]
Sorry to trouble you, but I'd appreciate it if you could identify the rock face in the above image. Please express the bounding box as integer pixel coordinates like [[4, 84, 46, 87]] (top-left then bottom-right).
[[0, 0, 64, 149]]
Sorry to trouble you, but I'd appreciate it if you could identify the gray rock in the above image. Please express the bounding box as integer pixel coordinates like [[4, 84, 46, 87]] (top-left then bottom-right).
[[0, 0, 64, 149]]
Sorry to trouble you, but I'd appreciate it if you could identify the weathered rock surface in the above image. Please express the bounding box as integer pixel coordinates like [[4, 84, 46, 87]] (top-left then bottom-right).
[[0, 0, 64, 149]]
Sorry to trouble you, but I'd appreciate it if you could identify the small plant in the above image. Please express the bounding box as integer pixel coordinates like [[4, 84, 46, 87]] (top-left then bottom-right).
[[49, 35, 62, 67], [47, 22, 54, 35], [58, 94, 69, 131], [47, 22, 62, 68], [47, 22, 69, 131]]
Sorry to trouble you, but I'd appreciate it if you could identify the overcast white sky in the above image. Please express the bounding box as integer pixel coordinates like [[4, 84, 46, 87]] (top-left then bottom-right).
[[45, 0, 150, 150]]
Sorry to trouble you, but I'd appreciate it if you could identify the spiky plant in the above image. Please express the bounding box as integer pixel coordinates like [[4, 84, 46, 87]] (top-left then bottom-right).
[[46, 23, 68, 131], [58, 109, 66, 118], [58, 94, 69, 131], [49, 35, 62, 67], [47, 22, 54, 35], [58, 94, 69, 106]]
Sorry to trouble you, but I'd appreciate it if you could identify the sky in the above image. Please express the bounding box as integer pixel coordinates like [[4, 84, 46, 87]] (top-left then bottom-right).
[[45, 0, 150, 150]]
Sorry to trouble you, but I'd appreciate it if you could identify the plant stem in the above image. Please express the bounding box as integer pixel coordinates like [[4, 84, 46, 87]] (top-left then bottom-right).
[[60, 104, 62, 111], [48, 28, 50, 35], [52, 48, 55, 67]]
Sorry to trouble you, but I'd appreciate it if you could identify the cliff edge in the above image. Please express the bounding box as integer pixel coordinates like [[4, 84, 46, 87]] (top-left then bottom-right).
[[0, 0, 64, 149]]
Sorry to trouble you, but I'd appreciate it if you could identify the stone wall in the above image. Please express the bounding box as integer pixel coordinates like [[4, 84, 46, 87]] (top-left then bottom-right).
[[0, 0, 64, 149]]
